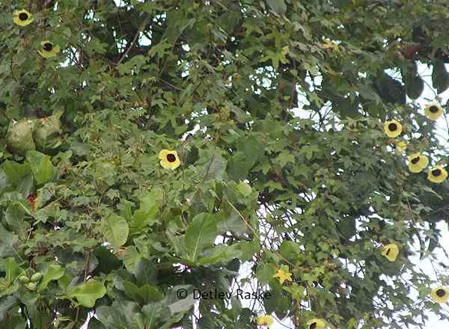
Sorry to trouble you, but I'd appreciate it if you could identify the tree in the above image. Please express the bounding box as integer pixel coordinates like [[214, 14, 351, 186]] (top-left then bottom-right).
[[1, 0, 449, 328]]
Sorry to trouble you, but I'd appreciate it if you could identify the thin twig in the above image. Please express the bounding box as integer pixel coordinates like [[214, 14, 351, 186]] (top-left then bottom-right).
[[116, 17, 150, 65]]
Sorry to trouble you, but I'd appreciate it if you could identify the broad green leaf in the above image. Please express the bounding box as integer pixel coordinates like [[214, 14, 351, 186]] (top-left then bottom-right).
[[184, 213, 217, 262], [123, 281, 164, 304], [96, 301, 140, 329], [67, 280, 107, 308], [2, 161, 32, 185], [278, 241, 301, 261], [0, 225, 19, 258], [25, 150, 54, 185], [0, 296, 17, 322], [4, 258, 21, 283], [374, 72, 406, 104], [102, 214, 129, 251], [432, 60, 449, 94], [402, 62, 424, 99], [38, 265, 65, 291], [131, 188, 163, 230], [198, 244, 242, 265], [266, 0, 287, 15], [236, 181, 252, 197]]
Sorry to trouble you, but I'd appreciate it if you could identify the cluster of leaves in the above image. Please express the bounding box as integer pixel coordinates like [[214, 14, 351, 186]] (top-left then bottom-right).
[[1, 0, 449, 328]]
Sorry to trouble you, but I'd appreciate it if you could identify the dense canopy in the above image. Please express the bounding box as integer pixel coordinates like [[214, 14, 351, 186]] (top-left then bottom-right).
[[1, 0, 449, 328]]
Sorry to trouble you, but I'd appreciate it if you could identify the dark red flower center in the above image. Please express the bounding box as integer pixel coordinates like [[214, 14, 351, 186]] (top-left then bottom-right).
[[386, 248, 391, 255], [429, 106, 439, 113], [432, 169, 442, 177], [388, 123, 397, 131], [310, 323, 317, 329], [411, 157, 420, 165], [43, 43, 53, 51], [166, 154, 176, 162], [19, 12, 29, 21], [436, 289, 446, 297]]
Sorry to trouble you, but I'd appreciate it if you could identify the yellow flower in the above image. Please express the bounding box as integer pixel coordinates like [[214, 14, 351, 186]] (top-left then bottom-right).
[[381, 243, 399, 262], [407, 153, 429, 173], [273, 266, 293, 284], [424, 104, 444, 121], [384, 120, 402, 138], [427, 165, 448, 183], [256, 315, 274, 327], [38, 41, 61, 58], [430, 287, 449, 303], [158, 149, 181, 170], [396, 140, 407, 153], [307, 318, 327, 329], [13, 9, 34, 26]]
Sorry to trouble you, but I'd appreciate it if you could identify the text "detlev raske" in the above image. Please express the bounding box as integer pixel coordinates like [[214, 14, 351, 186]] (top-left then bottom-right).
[[192, 288, 271, 300]]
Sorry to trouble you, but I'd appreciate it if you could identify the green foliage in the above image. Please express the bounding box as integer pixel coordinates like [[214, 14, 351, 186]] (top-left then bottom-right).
[[1, 0, 449, 328]]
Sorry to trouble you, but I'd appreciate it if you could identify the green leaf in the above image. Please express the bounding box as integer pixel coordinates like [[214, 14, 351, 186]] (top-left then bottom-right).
[[102, 214, 129, 251], [123, 281, 164, 304], [197, 150, 227, 180], [67, 280, 107, 308], [236, 181, 252, 197], [432, 60, 449, 94], [2, 160, 32, 185], [374, 72, 406, 104], [0, 296, 17, 322], [336, 217, 357, 242], [402, 62, 424, 99], [198, 244, 242, 265], [38, 265, 65, 291], [166, 285, 195, 315], [25, 150, 54, 185], [227, 152, 251, 181], [184, 213, 217, 262], [0, 225, 19, 258], [278, 241, 300, 261], [96, 301, 140, 328], [131, 188, 163, 230], [4, 258, 21, 283], [266, 0, 287, 15], [87, 318, 107, 329]]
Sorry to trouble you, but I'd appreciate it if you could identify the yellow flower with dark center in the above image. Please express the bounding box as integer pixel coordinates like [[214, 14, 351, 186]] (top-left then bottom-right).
[[158, 149, 181, 170], [307, 318, 326, 329], [407, 153, 429, 173], [38, 41, 61, 58], [424, 104, 444, 121], [381, 243, 399, 262], [430, 287, 449, 303], [273, 266, 293, 285], [13, 9, 34, 26], [396, 140, 407, 153], [427, 165, 448, 183], [384, 120, 402, 138], [256, 315, 274, 327]]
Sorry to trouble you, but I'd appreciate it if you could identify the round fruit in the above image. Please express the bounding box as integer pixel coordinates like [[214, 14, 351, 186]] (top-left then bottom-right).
[[30, 272, 43, 282], [18, 275, 30, 284], [25, 282, 37, 291]]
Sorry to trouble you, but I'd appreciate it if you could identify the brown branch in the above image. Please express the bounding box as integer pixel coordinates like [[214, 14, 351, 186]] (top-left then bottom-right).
[[116, 17, 150, 65]]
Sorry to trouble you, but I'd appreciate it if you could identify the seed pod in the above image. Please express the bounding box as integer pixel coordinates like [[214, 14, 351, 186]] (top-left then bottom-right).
[[33, 111, 63, 152], [30, 272, 43, 282], [18, 275, 30, 284], [25, 282, 37, 291], [6, 119, 36, 155]]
